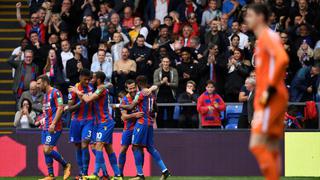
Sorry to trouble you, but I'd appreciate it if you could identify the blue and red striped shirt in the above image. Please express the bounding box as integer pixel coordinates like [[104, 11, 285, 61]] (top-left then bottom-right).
[[134, 91, 155, 126], [69, 83, 95, 121], [43, 88, 63, 131], [94, 87, 113, 124], [120, 93, 137, 131]]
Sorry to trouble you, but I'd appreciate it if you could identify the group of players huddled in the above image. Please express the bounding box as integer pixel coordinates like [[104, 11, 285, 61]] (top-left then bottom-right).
[[36, 69, 170, 180]]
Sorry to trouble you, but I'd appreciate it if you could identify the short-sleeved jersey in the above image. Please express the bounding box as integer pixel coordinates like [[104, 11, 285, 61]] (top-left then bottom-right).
[[254, 28, 289, 111], [43, 88, 63, 131], [121, 93, 137, 131], [134, 91, 156, 126], [94, 87, 113, 124], [69, 83, 95, 121]]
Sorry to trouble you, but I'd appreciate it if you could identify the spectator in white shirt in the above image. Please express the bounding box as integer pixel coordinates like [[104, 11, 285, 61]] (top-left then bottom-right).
[[14, 98, 36, 128], [11, 38, 29, 77], [228, 21, 249, 50], [91, 49, 113, 81], [111, 32, 130, 62], [60, 40, 73, 82]]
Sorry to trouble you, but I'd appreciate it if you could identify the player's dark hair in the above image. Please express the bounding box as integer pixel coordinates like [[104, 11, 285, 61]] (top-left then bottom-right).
[[95, 71, 106, 83], [37, 74, 50, 84], [125, 79, 136, 87], [136, 75, 148, 88], [80, 68, 91, 77], [247, 3, 270, 23], [20, 98, 32, 113], [206, 80, 216, 87]]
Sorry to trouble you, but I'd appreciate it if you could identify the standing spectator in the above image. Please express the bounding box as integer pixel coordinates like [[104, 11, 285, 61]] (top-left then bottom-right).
[[153, 57, 178, 128], [26, 31, 47, 73], [130, 35, 153, 80], [91, 49, 113, 82], [176, 0, 202, 23], [173, 12, 200, 37], [201, 0, 222, 29], [47, 13, 68, 35], [18, 81, 43, 114], [197, 80, 226, 129], [97, 1, 115, 22], [80, 0, 97, 17], [110, 13, 128, 35], [113, 48, 137, 92], [225, 48, 251, 102], [145, 19, 161, 48], [190, 36, 206, 59], [163, 15, 174, 33], [145, 0, 175, 24], [14, 98, 36, 128], [178, 80, 199, 128], [176, 47, 199, 93], [11, 38, 29, 77], [59, 40, 73, 82], [290, 63, 320, 102], [204, 20, 230, 51], [176, 24, 195, 47], [111, 32, 130, 62], [43, 49, 65, 86], [290, 0, 315, 25], [122, 6, 135, 30], [8, 50, 38, 99], [246, 77, 255, 127], [60, 0, 79, 36], [229, 21, 249, 50], [85, 15, 101, 61], [222, 0, 241, 27], [238, 76, 255, 129], [228, 34, 240, 54], [128, 17, 149, 45], [155, 25, 171, 48], [16, 2, 50, 44], [66, 43, 90, 85]]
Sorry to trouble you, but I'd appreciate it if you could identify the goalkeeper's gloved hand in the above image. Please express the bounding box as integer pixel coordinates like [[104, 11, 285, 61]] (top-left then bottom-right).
[[260, 86, 276, 107]]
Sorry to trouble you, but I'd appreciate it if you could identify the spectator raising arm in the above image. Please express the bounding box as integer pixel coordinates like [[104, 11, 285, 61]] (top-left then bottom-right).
[[16, 2, 26, 28]]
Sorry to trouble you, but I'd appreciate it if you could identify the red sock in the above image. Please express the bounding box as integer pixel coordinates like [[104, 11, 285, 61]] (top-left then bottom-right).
[[250, 145, 279, 180]]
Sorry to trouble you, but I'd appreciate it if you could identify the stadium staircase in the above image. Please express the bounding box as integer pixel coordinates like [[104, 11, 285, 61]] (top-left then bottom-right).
[[0, 0, 28, 133]]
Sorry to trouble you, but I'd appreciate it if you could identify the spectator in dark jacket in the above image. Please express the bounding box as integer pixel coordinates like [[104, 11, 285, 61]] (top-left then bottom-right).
[[178, 80, 199, 128], [204, 20, 230, 52], [66, 43, 90, 85], [176, 0, 202, 23], [224, 48, 251, 102], [130, 35, 153, 82], [238, 75, 255, 129], [290, 63, 320, 102], [176, 47, 199, 93], [153, 57, 179, 128]]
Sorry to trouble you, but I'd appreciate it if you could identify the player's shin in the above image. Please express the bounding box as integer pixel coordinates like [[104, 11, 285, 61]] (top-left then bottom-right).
[[147, 146, 167, 172], [108, 152, 121, 176], [49, 150, 67, 167], [118, 151, 126, 175], [250, 145, 279, 180], [133, 147, 144, 176], [76, 147, 83, 175], [82, 146, 90, 175], [45, 154, 54, 176]]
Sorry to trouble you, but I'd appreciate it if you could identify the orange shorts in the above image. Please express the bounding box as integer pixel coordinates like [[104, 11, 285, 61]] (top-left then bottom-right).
[[251, 100, 287, 138]]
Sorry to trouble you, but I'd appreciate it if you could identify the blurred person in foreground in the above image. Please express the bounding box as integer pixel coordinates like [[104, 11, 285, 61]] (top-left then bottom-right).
[[246, 4, 289, 180]]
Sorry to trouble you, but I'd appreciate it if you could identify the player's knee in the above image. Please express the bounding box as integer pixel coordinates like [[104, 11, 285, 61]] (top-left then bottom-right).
[[43, 146, 52, 154], [105, 144, 114, 154], [120, 146, 128, 153], [95, 142, 104, 150], [81, 141, 89, 149], [132, 145, 139, 151], [146, 146, 155, 153]]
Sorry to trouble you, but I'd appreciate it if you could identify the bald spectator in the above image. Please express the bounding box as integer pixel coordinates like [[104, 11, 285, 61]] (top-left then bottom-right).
[[17, 81, 43, 114], [91, 49, 113, 81], [8, 50, 38, 99]]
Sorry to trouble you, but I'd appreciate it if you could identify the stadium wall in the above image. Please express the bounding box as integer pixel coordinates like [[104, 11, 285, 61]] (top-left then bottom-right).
[[0, 130, 281, 177]]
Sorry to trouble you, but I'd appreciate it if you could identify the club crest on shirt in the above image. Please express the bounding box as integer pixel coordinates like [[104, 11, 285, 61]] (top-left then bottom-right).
[[137, 128, 140, 132], [104, 126, 107, 130]]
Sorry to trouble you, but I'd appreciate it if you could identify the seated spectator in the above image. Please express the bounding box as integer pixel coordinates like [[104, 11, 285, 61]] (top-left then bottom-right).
[[111, 32, 130, 62], [110, 13, 128, 35], [163, 15, 174, 33], [197, 80, 226, 129], [59, 40, 73, 81], [173, 12, 199, 37], [238, 76, 255, 129], [14, 98, 37, 128], [11, 38, 29, 77], [16, 2, 50, 43], [176, 47, 199, 93], [26, 31, 48, 73], [155, 25, 171, 48], [225, 48, 251, 102], [113, 48, 137, 93], [18, 81, 43, 114], [66, 43, 90, 85], [201, 0, 222, 30], [229, 21, 249, 50], [122, 6, 134, 30], [177, 24, 195, 47], [178, 80, 199, 128], [153, 57, 178, 128], [8, 50, 38, 99], [228, 34, 240, 54], [91, 49, 113, 82], [290, 63, 320, 102], [47, 13, 68, 35]]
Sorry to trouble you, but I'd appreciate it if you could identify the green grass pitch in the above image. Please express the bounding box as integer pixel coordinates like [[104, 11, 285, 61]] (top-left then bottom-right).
[[0, 177, 318, 180]]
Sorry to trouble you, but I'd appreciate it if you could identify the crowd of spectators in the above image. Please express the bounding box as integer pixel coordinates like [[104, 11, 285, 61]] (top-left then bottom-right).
[[8, 0, 320, 129]]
